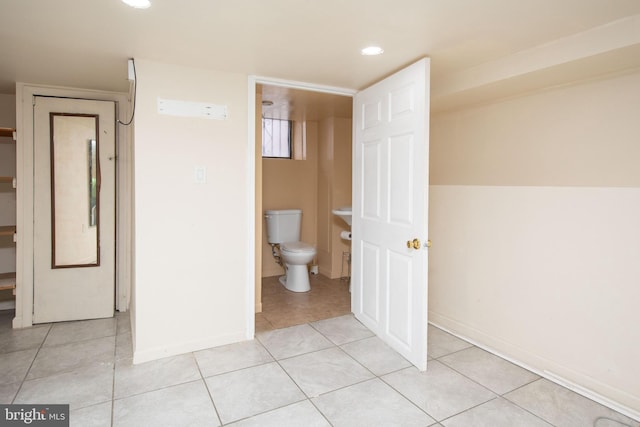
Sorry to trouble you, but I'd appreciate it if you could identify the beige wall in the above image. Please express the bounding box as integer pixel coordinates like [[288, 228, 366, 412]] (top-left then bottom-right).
[[317, 117, 352, 278], [261, 121, 319, 278], [132, 59, 249, 363], [428, 70, 640, 415], [431, 72, 640, 187]]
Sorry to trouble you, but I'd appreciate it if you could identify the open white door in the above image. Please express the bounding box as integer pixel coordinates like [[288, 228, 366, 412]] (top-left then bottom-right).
[[33, 96, 116, 323], [352, 58, 430, 370]]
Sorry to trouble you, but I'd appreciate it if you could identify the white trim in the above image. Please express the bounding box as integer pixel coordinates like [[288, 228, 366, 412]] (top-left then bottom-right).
[[245, 76, 257, 340], [14, 83, 132, 328], [428, 318, 640, 422], [133, 331, 247, 365], [251, 76, 357, 97], [246, 75, 356, 339]]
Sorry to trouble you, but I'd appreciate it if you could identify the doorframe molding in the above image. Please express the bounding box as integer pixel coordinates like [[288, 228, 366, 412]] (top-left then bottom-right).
[[13, 83, 132, 328], [245, 75, 356, 338]]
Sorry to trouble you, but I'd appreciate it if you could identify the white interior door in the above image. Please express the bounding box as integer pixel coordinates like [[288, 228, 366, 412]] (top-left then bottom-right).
[[33, 96, 116, 323], [352, 58, 430, 370]]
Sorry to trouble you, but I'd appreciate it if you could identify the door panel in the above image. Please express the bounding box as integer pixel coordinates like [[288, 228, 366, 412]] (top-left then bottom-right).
[[352, 58, 430, 370], [362, 140, 382, 219], [387, 249, 412, 347], [33, 97, 116, 323], [361, 241, 380, 323], [389, 133, 414, 225]]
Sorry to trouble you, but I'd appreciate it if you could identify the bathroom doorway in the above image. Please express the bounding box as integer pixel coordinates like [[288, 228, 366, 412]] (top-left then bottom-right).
[[255, 83, 354, 332]]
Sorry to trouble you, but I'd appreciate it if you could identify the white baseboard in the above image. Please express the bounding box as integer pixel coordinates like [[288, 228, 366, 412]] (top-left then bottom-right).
[[132, 331, 248, 365]]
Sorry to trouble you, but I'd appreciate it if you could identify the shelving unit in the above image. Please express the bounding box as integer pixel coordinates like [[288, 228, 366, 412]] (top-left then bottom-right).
[[0, 127, 15, 138], [0, 272, 15, 295], [0, 127, 16, 305], [0, 225, 16, 238]]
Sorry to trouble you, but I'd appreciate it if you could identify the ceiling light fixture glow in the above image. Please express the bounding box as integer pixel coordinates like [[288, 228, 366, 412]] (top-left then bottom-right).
[[122, 0, 151, 9], [361, 46, 384, 56]]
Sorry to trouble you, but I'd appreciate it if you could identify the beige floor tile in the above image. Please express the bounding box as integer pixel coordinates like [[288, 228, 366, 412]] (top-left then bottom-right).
[[313, 378, 435, 427], [114, 353, 201, 399], [382, 361, 496, 421], [70, 401, 112, 427], [259, 274, 351, 330], [257, 323, 333, 360], [15, 363, 114, 411], [0, 348, 38, 385], [442, 397, 552, 427], [195, 339, 273, 378], [341, 336, 412, 376], [206, 362, 305, 424], [228, 400, 330, 427], [505, 379, 640, 427], [28, 336, 115, 380], [113, 380, 219, 427], [0, 324, 50, 354], [427, 324, 473, 358], [44, 317, 116, 347], [439, 346, 539, 394], [310, 315, 373, 345], [0, 382, 20, 404], [279, 347, 374, 397]]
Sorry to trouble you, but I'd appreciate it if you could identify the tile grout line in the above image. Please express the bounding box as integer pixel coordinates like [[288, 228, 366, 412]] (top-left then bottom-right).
[[430, 346, 556, 426], [11, 322, 53, 404], [193, 352, 224, 426], [274, 318, 435, 425], [110, 314, 121, 427], [222, 338, 315, 425]]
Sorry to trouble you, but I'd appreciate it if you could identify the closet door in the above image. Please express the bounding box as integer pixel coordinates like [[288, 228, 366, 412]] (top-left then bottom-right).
[[33, 96, 116, 323]]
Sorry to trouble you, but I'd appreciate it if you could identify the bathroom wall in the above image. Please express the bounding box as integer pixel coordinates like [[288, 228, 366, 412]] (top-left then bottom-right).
[[428, 70, 640, 416], [317, 117, 352, 279], [261, 121, 319, 278]]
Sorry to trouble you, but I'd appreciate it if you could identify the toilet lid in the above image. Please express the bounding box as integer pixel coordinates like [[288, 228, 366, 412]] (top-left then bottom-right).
[[281, 241, 315, 253]]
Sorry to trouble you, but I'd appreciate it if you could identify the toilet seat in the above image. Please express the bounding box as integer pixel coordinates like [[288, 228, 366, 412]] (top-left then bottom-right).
[[281, 241, 315, 253]]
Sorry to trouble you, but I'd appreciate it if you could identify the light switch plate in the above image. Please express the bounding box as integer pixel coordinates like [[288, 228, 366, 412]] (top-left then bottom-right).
[[194, 166, 207, 184]]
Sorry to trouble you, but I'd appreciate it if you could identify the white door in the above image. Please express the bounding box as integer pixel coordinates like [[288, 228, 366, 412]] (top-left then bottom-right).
[[33, 96, 116, 323], [352, 58, 430, 370]]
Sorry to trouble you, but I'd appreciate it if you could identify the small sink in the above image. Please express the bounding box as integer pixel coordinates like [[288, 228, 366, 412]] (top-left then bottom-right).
[[332, 206, 352, 227]]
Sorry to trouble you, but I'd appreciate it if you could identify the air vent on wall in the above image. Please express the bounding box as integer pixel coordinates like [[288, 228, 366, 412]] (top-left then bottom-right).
[[157, 98, 228, 120]]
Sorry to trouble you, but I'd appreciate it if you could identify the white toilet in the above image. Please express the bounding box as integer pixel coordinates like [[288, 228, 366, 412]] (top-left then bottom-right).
[[264, 209, 316, 293]]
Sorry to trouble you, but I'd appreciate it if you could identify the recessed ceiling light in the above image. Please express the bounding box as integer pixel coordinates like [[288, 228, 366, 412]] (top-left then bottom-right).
[[122, 0, 151, 9], [361, 46, 384, 56]]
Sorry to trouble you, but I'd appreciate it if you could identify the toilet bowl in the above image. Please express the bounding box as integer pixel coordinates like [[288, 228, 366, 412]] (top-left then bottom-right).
[[279, 241, 316, 292]]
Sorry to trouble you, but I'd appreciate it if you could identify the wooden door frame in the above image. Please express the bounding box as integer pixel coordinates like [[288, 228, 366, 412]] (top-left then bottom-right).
[[246, 76, 356, 337], [13, 83, 133, 328]]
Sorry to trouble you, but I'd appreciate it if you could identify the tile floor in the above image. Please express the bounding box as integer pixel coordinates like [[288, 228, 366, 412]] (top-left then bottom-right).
[[1, 309, 638, 426], [256, 274, 351, 332]]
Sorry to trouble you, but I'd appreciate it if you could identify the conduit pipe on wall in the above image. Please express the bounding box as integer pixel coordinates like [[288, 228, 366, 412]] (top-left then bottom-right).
[[270, 243, 284, 269]]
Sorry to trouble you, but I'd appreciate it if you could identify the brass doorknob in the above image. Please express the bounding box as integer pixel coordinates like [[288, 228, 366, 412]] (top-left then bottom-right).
[[406, 238, 421, 250], [426, 240, 432, 248]]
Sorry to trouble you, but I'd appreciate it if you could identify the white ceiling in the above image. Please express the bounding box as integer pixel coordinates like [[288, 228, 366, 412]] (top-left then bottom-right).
[[2, 1, 640, 112]]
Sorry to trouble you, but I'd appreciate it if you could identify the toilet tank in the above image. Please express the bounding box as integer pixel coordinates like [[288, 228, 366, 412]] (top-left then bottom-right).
[[264, 209, 302, 244]]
